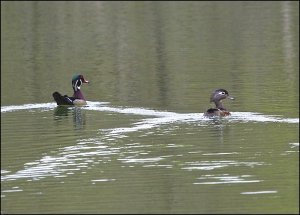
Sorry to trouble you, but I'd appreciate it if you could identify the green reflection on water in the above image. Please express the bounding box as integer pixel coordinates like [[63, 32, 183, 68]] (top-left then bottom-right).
[[1, 1, 299, 214]]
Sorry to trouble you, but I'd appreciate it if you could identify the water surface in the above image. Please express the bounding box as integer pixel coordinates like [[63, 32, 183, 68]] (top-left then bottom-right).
[[1, 1, 299, 214]]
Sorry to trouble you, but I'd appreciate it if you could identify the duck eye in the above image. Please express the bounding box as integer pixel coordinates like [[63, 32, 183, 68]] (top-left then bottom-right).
[[218, 91, 226, 95]]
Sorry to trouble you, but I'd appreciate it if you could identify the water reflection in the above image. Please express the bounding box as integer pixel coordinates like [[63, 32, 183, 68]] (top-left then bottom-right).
[[2, 1, 299, 213], [72, 107, 86, 130], [199, 118, 233, 144], [54, 106, 70, 117], [281, 1, 297, 83], [54, 106, 86, 130]]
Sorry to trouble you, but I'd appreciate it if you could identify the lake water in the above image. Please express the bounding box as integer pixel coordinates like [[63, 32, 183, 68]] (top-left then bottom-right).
[[1, 1, 299, 214]]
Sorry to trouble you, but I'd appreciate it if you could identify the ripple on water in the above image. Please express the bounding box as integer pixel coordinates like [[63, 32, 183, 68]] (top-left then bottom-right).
[[2, 102, 298, 125], [194, 174, 262, 185], [182, 160, 266, 171], [1, 102, 298, 182], [240, 190, 278, 195]]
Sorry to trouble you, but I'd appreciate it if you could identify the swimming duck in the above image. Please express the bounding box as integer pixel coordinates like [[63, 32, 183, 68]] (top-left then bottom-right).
[[204, 89, 234, 117], [52, 74, 89, 106]]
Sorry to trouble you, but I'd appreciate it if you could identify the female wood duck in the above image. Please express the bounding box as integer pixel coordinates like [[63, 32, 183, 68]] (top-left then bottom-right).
[[204, 89, 234, 117], [52, 74, 89, 106]]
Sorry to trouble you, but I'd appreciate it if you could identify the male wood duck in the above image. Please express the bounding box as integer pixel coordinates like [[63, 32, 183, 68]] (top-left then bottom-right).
[[204, 89, 234, 117], [52, 74, 89, 106]]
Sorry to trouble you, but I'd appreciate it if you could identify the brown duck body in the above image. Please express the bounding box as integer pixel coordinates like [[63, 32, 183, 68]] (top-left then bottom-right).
[[204, 108, 231, 117], [204, 89, 234, 117]]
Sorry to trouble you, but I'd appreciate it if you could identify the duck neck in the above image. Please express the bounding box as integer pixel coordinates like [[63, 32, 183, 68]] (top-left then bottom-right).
[[214, 100, 226, 110], [73, 90, 86, 100]]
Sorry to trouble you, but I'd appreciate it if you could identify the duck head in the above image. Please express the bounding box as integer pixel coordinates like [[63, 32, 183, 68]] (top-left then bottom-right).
[[210, 89, 234, 102], [210, 89, 234, 110], [72, 74, 89, 92]]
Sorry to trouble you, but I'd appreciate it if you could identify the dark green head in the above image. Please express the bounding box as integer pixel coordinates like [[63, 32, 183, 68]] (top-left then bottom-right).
[[72, 74, 89, 91]]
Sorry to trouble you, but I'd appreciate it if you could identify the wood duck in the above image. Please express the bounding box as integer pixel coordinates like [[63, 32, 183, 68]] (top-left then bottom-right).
[[52, 74, 89, 106], [204, 89, 234, 117]]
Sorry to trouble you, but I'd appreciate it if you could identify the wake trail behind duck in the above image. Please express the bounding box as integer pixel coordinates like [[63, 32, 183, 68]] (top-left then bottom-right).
[[1, 101, 299, 124]]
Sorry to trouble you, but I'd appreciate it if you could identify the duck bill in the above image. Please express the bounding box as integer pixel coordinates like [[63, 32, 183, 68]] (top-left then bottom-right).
[[228, 96, 235, 100], [82, 77, 89, 84]]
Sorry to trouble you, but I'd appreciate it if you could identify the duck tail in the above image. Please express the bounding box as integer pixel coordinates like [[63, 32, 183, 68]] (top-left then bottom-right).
[[52, 91, 74, 105]]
